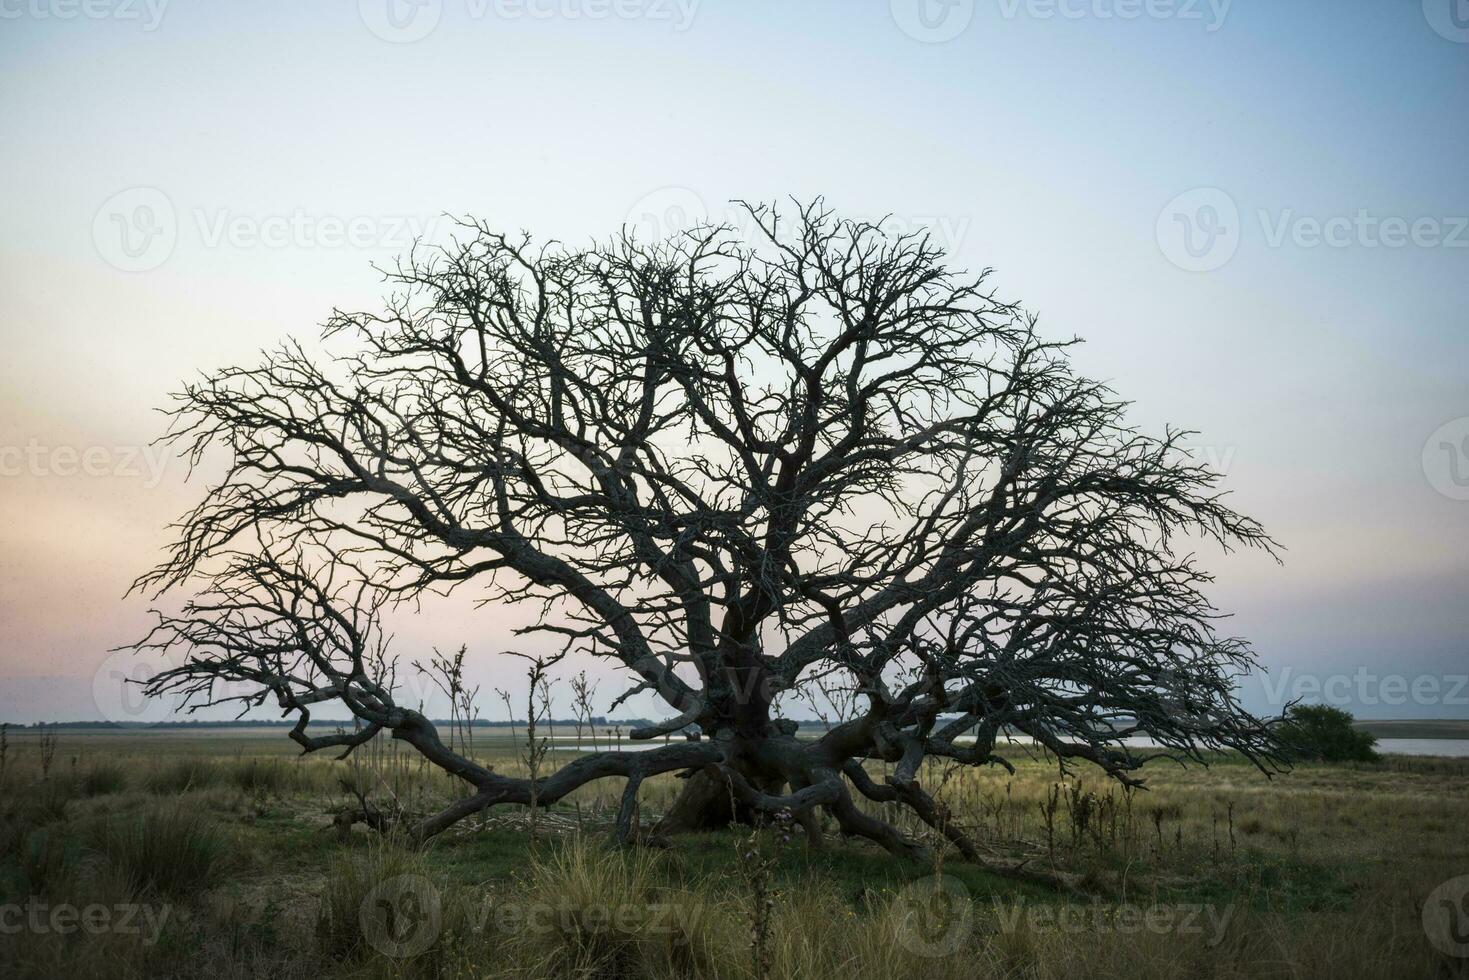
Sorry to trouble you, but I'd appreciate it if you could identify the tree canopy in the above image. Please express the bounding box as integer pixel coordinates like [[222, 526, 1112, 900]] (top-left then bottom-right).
[[130, 200, 1283, 858]]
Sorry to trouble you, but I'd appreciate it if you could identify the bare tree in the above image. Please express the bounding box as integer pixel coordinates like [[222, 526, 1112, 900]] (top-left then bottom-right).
[[128, 200, 1283, 859], [509, 651, 562, 845], [570, 670, 599, 752], [417, 644, 480, 768]]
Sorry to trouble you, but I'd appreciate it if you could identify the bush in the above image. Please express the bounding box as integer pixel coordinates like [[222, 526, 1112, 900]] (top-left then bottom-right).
[[1279, 705, 1379, 763]]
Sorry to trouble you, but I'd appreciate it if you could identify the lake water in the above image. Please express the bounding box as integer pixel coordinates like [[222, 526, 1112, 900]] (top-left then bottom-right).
[[1375, 738, 1469, 757]]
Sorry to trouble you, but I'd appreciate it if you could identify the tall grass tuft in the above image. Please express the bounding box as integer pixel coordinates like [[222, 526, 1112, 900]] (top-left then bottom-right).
[[14, 826, 76, 897], [487, 835, 721, 979], [81, 762, 127, 796], [225, 757, 304, 796], [0, 860, 168, 980], [144, 759, 221, 795], [316, 834, 437, 960], [89, 802, 229, 896]]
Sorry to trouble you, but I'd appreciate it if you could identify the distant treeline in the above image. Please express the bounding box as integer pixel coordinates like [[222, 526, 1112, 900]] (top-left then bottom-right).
[[3, 717, 655, 730]]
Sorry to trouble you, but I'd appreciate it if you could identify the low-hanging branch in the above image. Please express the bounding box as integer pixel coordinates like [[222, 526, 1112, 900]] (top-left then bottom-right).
[[127, 198, 1285, 859]]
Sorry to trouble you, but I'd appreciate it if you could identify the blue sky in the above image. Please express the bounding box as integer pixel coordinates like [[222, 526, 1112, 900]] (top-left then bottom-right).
[[1, 0, 1465, 723]]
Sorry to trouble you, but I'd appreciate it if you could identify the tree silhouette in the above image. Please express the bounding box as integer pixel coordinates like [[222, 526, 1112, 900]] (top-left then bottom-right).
[[129, 200, 1282, 858]]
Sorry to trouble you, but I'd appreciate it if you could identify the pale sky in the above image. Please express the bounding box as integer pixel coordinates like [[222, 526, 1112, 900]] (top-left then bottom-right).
[[1, 0, 1466, 724]]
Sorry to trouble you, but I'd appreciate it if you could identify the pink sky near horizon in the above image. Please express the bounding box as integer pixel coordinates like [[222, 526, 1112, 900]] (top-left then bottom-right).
[[2, 1, 1466, 726]]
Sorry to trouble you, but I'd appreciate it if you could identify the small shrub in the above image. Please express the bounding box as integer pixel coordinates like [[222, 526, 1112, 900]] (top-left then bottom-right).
[[1279, 705, 1379, 763]]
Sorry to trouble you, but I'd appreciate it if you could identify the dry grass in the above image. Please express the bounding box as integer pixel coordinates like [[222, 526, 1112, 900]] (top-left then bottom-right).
[[1, 730, 1466, 979]]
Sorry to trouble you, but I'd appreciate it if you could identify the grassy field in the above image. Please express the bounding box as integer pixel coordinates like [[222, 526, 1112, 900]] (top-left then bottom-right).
[[1, 728, 1466, 979]]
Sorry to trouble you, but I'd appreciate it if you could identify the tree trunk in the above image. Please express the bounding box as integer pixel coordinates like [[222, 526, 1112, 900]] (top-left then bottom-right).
[[653, 768, 738, 833], [652, 735, 789, 834]]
